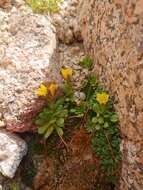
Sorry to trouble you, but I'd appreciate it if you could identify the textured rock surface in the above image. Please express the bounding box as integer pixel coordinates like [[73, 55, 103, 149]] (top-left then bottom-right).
[[0, 4, 56, 123], [52, 0, 82, 44], [78, 0, 143, 189], [0, 130, 27, 178]]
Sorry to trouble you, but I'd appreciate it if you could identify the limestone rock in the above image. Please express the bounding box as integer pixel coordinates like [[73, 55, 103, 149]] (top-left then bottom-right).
[[78, 0, 143, 189], [0, 130, 27, 178]]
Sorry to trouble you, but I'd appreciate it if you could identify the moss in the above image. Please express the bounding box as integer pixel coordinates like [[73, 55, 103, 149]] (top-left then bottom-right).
[[26, 0, 64, 13]]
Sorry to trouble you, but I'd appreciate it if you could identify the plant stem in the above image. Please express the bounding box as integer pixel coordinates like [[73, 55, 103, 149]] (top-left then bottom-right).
[[103, 130, 115, 161], [59, 135, 69, 151], [68, 115, 82, 119], [86, 84, 92, 101]]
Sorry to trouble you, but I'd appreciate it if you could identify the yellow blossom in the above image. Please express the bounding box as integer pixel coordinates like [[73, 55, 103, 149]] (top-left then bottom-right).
[[48, 83, 58, 96], [61, 68, 73, 80], [96, 92, 109, 105], [36, 84, 47, 97]]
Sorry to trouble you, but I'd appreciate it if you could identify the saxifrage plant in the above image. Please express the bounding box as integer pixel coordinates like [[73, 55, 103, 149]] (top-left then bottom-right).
[[35, 57, 121, 185]]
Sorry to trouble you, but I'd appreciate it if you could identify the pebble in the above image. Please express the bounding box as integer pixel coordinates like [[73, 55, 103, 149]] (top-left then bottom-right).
[[64, 29, 74, 44], [0, 121, 5, 128], [0, 130, 27, 178]]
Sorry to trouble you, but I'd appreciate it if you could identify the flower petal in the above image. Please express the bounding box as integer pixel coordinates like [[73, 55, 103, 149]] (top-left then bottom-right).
[[96, 92, 109, 105], [48, 83, 58, 96], [36, 84, 47, 96], [61, 68, 73, 80]]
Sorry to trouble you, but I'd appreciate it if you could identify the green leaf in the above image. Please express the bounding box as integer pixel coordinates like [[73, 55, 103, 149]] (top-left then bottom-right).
[[70, 104, 86, 116], [98, 117, 104, 124], [92, 102, 101, 113], [86, 120, 94, 132], [56, 127, 64, 137], [38, 124, 49, 134], [44, 126, 54, 139], [35, 119, 43, 125], [89, 76, 97, 86], [108, 127, 119, 135], [62, 82, 73, 97], [95, 124, 101, 130], [60, 109, 68, 117], [80, 57, 93, 70], [111, 114, 118, 123], [56, 118, 64, 127], [103, 122, 109, 128], [92, 117, 98, 123], [55, 98, 65, 107]]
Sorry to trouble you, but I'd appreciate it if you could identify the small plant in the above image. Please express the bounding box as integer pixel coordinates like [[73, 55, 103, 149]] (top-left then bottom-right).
[[35, 57, 121, 186], [78, 72, 121, 183], [35, 99, 68, 139], [80, 56, 93, 70], [26, 0, 63, 13], [35, 68, 73, 141]]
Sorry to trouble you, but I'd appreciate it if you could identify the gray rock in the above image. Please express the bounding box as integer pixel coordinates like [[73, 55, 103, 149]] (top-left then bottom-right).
[[0, 130, 27, 178]]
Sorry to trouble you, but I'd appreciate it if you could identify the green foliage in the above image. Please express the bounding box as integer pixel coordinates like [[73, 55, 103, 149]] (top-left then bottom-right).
[[80, 56, 93, 70], [35, 99, 68, 139], [69, 103, 86, 117], [80, 73, 121, 184], [35, 57, 121, 186], [62, 81, 74, 99], [26, 0, 63, 13], [9, 182, 19, 190]]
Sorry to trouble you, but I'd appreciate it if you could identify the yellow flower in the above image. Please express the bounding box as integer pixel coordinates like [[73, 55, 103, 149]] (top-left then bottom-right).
[[48, 83, 58, 96], [36, 84, 47, 97], [96, 92, 109, 105], [61, 68, 73, 80]]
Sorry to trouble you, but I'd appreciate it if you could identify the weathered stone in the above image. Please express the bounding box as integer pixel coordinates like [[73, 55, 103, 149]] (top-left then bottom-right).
[[78, 0, 143, 189], [0, 130, 27, 178], [0, 5, 56, 124], [52, 0, 81, 44]]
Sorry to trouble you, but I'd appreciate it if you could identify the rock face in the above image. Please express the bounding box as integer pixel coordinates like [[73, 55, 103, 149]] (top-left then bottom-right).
[[0, 4, 56, 124], [0, 130, 27, 178], [78, 0, 143, 189]]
